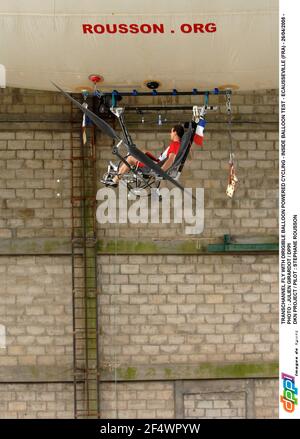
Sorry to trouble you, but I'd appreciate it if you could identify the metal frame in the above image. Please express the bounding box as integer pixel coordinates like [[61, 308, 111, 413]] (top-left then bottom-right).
[[207, 234, 279, 252], [107, 114, 163, 191], [93, 88, 231, 98]]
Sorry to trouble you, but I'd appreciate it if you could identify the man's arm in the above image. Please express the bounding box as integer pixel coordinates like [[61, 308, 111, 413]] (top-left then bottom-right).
[[161, 153, 176, 172]]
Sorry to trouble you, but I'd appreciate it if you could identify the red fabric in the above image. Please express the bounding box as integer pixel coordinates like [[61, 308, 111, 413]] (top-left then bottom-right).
[[137, 154, 149, 168], [167, 141, 180, 156], [145, 151, 159, 162], [137, 141, 180, 168]]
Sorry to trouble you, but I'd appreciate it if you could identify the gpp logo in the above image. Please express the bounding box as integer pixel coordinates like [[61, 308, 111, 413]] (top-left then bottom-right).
[[280, 372, 298, 413]]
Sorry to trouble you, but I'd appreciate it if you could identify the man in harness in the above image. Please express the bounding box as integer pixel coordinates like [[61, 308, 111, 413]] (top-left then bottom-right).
[[102, 124, 184, 187]]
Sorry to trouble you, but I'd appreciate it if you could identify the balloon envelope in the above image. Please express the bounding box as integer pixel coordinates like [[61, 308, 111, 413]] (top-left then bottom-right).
[[0, 0, 278, 91]]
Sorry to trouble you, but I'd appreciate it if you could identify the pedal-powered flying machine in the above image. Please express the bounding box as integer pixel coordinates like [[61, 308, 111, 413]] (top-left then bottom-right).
[[53, 82, 189, 194], [100, 104, 216, 197], [53, 82, 237, 198]]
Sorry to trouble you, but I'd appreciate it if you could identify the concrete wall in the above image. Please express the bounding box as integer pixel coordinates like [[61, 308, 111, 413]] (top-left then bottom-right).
[[99, 254, 278, 365], [0, 380, 278, 419], [1, 253, 278, 369], [0, 86, 279, 418], [0, 256, 72, 369]]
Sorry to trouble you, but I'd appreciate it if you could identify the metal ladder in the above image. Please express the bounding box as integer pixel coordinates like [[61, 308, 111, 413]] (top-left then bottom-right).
[[70, 99, 100, 418]]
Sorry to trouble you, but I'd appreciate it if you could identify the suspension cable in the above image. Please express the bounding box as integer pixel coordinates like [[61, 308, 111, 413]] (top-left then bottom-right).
[[225, 90, 238, 198], [225, 89, 234, 161]]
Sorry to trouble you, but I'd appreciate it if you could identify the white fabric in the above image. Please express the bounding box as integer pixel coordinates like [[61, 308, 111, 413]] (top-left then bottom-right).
[[158, 147, 170, 162], [0, 0, 278, 91]]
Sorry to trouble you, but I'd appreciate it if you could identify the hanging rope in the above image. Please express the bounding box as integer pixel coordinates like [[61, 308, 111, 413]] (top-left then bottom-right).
[[225, 90, 233, 158], [225, 90, 238, 198]]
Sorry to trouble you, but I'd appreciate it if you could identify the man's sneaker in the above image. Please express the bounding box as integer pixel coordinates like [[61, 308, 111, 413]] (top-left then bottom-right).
[[100, 177, 118, 187], [109, 161, 118, 172]]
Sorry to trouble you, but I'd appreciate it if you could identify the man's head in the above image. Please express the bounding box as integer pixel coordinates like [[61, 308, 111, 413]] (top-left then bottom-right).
[[170, 124, 184, 141]]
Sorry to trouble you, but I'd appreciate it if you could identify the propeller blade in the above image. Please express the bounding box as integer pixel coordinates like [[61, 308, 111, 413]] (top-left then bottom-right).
[[52, 82, 120, 141]]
